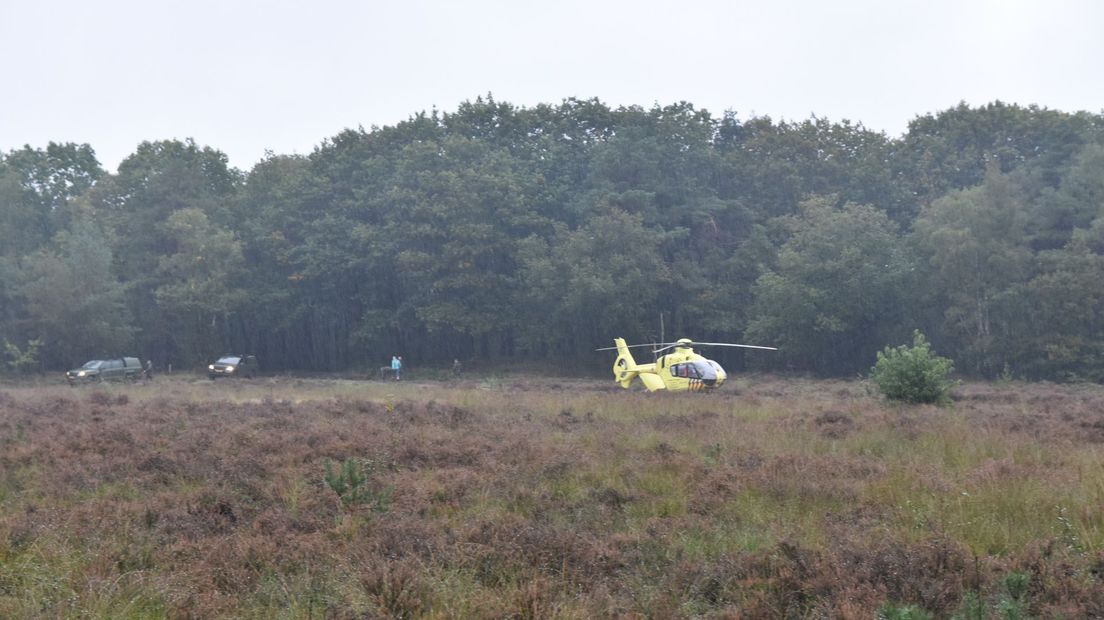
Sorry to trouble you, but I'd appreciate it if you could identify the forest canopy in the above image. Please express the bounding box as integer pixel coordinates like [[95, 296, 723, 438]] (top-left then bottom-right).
[[2, 98, 1103, 380]]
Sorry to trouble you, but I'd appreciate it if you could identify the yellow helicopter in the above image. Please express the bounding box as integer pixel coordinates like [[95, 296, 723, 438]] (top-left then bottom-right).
[[597, 338, 777, 392]]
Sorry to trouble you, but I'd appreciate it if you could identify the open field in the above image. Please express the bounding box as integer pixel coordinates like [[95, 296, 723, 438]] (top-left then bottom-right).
[[0, 375, 1103, 618]]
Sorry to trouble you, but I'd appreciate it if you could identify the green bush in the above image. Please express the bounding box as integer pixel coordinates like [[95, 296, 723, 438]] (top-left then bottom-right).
[[871, 331, 955, 404], [323, 457, 393, 512]]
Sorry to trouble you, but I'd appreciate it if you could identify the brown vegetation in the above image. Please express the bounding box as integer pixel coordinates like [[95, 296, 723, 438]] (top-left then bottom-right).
[[0, 376, 1102, 617]]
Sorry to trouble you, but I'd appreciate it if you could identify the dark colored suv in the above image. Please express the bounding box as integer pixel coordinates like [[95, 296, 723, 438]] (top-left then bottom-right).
[[208, 355, 258, 379], [66, 357, 143, 384]]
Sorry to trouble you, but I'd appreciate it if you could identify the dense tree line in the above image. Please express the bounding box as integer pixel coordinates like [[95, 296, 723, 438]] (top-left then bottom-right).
[[2, 98, 1103, 379]]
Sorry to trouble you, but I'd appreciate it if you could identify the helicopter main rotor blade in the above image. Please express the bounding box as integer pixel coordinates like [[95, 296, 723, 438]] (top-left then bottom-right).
[[599, 340, 778, 353], [691, 342, 779, 351], [652, 341, 779, 354], [651, 344, 680, 354], [595, 342, 679, 351]]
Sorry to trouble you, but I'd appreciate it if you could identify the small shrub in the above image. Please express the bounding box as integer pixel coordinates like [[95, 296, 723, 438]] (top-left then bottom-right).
[[360, 561, 427, 619], [1002, 571, 1030, 601], [879, 602, 933, 620], [998, 571, 1031, 619], [951, 573, 1032, 620], [703, 443, 723, 465], [323, 457, 393, 512], [871, 331, 955, 404], [952, 591, 985, 620], [996, 598, 1027, 620]]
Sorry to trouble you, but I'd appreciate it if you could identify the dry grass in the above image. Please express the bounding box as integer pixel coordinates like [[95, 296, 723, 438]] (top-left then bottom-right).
[[0, 375, 1102, 617]]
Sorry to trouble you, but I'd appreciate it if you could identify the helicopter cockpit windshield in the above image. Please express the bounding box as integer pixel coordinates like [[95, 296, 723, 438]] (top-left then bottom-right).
[[669, 360, 719, 384]]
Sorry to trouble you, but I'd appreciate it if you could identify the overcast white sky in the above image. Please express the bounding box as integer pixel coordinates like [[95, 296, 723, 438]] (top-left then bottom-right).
[[2, 0, 1102, 172]]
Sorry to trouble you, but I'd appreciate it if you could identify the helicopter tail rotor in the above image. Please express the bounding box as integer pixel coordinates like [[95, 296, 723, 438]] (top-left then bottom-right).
[[608, 338, 665, 390], [610, 338, 640, 389]]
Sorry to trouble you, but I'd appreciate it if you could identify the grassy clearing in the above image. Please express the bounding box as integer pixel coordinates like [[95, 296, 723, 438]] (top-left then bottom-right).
[[0, 375, 1103, 616]]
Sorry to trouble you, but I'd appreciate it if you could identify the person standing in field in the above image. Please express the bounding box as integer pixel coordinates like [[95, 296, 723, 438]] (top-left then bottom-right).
[[391, 355, 402, 381]]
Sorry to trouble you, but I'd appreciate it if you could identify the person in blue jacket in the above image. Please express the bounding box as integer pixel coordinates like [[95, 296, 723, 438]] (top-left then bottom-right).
[[391, 355, 402, 381]]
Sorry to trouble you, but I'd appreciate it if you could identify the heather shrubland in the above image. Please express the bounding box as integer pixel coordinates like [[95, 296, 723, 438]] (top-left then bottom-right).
[[0, 376, 1103, 618]]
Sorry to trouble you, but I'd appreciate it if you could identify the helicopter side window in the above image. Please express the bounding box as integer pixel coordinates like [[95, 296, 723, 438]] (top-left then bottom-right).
[[691, 361, 717, 381], [679, 362, 719, 380]]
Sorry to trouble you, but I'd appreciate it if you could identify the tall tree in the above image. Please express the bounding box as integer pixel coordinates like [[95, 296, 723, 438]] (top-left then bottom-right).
[[1020, 236, 1104, 380], [911, 167, 1033, 375], [898, 102, 1100, 205], [745, 197, 911, 373], [91, 139, 241, 364], [17, 220, 131, 367], [232, 154, 316, 370], [1026, 143, 1104, 250], [383, 136, 546, 358], [0, 143, 102, 256], [517, 208, 672, 356], [155, 208, 248, 365]]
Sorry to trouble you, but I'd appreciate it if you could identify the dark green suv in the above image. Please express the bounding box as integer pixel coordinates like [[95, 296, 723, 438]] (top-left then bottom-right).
[[208, 355, 258, 379], [66, 357, 143, 384]]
